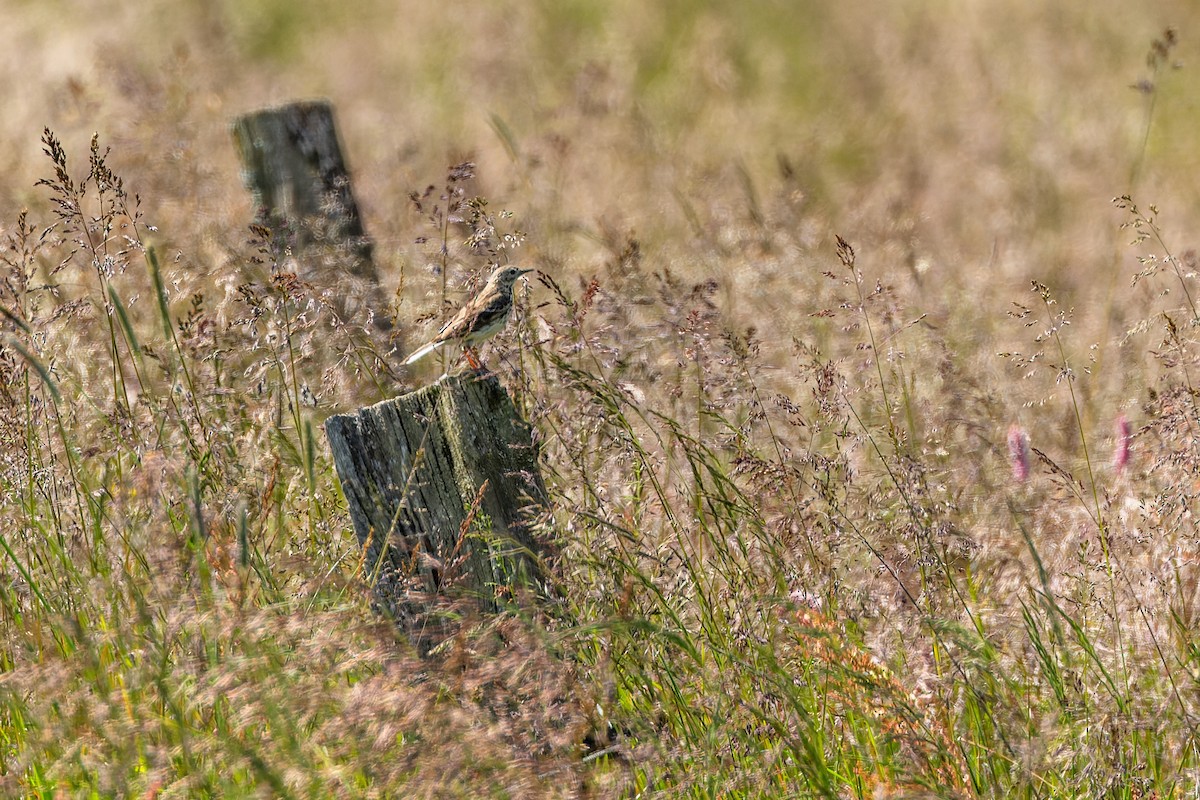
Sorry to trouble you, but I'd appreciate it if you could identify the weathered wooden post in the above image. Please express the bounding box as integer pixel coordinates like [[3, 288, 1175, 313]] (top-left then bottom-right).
[[324, 372, 551, 638], [233, 101, 551, 645], [232, 100, 387, 327]]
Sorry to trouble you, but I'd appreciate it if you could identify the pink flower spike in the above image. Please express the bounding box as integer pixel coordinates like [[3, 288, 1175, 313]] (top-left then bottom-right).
[[1008, 425, 1030, 483], [1113, 415, 1132, 474]]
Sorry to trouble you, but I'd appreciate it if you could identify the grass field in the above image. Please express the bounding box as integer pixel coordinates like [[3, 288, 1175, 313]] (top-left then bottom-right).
[[3, 0, 1200, 796]]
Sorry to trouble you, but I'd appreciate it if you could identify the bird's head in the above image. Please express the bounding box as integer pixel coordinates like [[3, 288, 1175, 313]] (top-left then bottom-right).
[[489, 265, 534, 289]]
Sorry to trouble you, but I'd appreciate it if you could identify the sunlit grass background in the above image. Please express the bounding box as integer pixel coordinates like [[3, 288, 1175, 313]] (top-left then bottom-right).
[[3, 0, 1200, 796]]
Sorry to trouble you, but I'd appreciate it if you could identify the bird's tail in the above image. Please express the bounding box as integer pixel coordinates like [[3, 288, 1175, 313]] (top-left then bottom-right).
[[402, 339, 446, 366]]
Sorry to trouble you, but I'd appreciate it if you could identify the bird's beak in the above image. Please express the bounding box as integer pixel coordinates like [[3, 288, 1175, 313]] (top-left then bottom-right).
[[517, 268, 534, 276]]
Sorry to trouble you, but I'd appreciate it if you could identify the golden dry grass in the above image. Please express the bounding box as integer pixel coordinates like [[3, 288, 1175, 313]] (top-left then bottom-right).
[[2, 1, 1200, 797]]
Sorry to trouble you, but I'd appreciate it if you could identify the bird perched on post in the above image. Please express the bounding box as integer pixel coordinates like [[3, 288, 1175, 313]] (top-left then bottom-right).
[[402, 265, 533, 371]]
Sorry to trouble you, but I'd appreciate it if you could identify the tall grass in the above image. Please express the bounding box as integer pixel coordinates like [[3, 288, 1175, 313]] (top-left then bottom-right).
[[0, 138, 1196, 798], [1, 3, 1200, 797]]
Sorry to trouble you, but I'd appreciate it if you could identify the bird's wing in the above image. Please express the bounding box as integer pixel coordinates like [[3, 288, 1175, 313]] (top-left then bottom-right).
[[472, 290, 512, 329], [431, 300, 479, 343]]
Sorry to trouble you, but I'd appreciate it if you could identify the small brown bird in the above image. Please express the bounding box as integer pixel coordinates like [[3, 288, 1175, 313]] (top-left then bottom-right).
[[402, 265, 533, 370]]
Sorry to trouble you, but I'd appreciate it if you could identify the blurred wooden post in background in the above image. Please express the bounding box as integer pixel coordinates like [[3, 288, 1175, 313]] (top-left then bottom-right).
[[232, 100, 387, 327], [324, 373, 551, 638]]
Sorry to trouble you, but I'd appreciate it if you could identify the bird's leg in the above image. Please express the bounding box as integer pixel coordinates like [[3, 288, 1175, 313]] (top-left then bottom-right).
[[463, 346, 483, 371]]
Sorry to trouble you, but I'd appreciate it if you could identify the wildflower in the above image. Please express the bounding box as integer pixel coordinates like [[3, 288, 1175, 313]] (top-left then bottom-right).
[[1008, 424, 1030, 483], [1113, 414, 1132, 474]]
